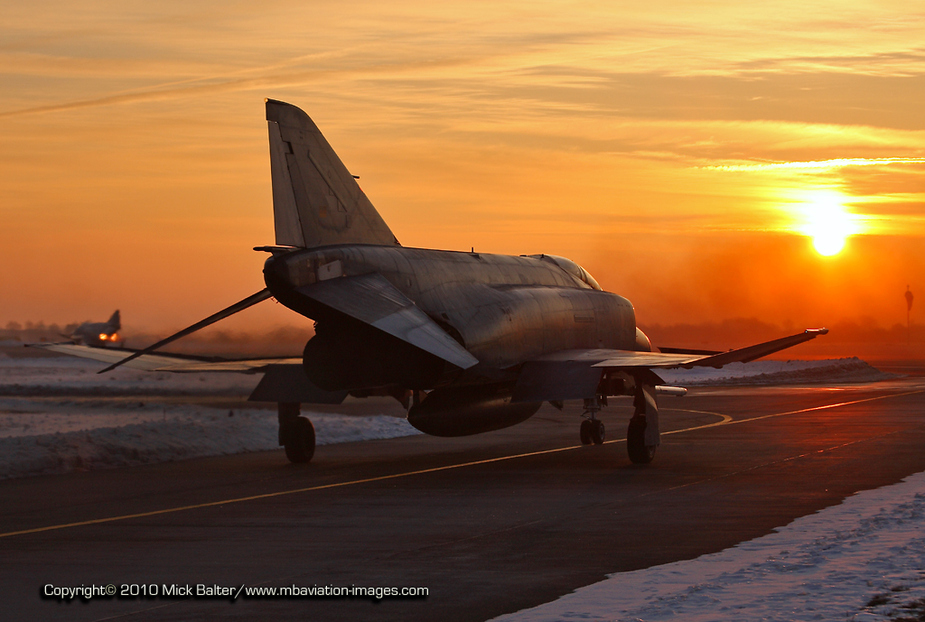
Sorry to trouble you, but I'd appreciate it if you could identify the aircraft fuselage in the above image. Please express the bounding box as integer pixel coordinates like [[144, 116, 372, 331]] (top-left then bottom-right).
[[263, 245, 638, 391]]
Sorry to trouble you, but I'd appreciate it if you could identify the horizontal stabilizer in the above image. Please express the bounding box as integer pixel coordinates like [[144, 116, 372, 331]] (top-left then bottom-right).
[[299, 273, 479, 370]]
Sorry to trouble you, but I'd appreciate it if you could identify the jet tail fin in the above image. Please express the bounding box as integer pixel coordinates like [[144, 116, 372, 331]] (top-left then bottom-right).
[[107, 310, 121, 330], [266, 99, 400, 249]]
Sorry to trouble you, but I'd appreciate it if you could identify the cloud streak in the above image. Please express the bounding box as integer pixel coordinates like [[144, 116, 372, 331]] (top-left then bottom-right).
[[703, 157, 925, 171]]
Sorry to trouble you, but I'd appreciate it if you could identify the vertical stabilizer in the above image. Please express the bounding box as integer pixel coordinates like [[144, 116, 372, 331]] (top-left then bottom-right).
[[107, 310, 121, 330], [266, 100, 400, 248]]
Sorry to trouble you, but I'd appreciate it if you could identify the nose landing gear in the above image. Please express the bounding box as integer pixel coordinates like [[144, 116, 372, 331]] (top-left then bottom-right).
[[579, 397, 606, 445], [579, 418, 605, 445]]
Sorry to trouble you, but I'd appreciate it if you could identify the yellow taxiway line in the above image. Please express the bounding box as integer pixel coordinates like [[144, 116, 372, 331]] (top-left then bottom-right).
[[2, 388, 922, 539]]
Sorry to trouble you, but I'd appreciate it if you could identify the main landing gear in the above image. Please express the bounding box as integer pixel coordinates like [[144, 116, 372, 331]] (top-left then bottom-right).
[[577, 383, 661, 464], [626, 384, 659, 464], [626, 415, 655, 464], [278, 402, 315, 463]]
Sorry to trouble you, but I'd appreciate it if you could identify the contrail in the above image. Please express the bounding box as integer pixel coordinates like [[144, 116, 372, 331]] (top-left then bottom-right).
[[0, 57, 475, 118]]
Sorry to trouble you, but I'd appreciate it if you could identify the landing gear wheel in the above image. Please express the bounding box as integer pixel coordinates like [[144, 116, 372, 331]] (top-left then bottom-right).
[[282, 416, 316, 464], [580, 419, 593, 445], [590, 419, 605, 445], [627, 415, 656, 464]]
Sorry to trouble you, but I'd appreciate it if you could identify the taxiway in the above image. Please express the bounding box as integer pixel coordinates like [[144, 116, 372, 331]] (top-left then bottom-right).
[[2, 377, 924, 621]]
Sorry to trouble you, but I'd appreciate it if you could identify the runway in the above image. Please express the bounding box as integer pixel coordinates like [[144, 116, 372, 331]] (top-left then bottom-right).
[[2, 377, 925, 621]]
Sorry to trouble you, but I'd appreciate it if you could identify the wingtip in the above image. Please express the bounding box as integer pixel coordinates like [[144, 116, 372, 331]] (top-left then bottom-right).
[[804, 328, 829, 336]]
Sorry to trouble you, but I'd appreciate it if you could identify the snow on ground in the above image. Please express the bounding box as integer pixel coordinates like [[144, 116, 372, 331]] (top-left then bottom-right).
[[0, 350, 892, 395], [0, 353, 419, 480], [658, 356, 892, 386], [0, 353, 895, 481], [492, 477, 925, 622], [0, 350, 262, 395], [0, 398, 419, 480]]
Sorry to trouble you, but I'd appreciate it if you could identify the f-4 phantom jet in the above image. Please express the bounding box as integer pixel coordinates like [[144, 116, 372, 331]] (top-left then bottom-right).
[[67, 310, 121, 347], [42, 100, 827, 465]]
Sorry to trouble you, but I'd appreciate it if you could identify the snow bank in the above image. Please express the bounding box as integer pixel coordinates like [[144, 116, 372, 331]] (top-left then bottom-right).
[[0, 354, 421, 479], [492, 471, 925, 622], [1, 355, 891, 396], [0, 354, 260, 396], [659, 356, 891, 386], [0, 354, 893, 481], [0, 399, 418, 480]]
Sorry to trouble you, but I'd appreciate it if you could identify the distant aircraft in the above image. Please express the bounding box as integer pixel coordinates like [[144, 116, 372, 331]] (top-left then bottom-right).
[[40, 100, 827, 465], [67, 310, 121, 347]]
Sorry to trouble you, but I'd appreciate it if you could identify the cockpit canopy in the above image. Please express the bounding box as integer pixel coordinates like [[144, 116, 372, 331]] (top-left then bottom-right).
[[527, 254, 603, 291]]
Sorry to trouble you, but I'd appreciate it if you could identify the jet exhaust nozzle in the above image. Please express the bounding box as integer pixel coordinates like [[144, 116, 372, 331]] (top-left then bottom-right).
[[302, 322, 445, 392]]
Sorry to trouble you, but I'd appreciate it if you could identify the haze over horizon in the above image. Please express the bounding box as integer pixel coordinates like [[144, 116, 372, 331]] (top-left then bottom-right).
[[2, 1, 922, 345]]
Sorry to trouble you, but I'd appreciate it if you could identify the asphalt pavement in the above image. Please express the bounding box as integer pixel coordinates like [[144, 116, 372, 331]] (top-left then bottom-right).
[[2, 377, 924, 621]]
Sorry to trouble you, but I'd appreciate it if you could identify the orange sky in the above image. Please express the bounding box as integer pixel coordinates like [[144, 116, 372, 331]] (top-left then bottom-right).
[[1, 1, 923, 348]]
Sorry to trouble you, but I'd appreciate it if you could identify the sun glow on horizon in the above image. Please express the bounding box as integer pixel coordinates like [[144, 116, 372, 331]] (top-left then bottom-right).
[[2, 2, 924, 332], [793, 191, 862, 257]]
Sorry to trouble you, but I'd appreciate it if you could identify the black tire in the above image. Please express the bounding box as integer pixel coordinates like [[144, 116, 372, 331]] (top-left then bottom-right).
[[579, 419, 593, 445], [591, 419, 605, 445], [283, 416, 316, 464], [627, 416, 656, 464]]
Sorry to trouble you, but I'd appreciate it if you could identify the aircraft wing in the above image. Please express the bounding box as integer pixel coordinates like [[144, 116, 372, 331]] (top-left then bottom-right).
[[512, 328, 828, 402], [30, 343, 300, 373], [595, 328, 829, 369], [31, 343, 348, 404]]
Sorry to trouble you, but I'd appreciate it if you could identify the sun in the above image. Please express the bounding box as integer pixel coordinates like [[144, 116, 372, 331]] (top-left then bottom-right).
[[795, 192, 860, 257], [808, 208, 849, 256]]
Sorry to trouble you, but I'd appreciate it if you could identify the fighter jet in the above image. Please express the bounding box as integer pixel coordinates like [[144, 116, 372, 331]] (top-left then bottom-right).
[[67, 310, 121, 346], [41, 100, 827, 465]]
